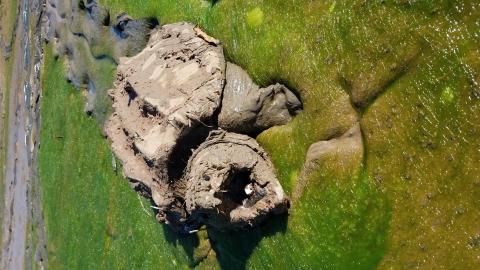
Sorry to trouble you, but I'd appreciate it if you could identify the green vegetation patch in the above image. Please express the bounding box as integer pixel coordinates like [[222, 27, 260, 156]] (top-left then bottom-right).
[[245, 7, 263, 29], [0, 0, 18, 39]]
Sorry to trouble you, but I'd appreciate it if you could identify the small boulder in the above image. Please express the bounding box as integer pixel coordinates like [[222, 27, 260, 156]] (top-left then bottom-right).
[[218, 62, 302, 134], [114, 12, 133, 32]]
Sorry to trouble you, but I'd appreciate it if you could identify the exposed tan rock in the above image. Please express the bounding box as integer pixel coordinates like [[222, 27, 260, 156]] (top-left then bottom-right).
[[105, 22, 226, 229], [183, 130, 289, 230], [105, 22, 290, 232]]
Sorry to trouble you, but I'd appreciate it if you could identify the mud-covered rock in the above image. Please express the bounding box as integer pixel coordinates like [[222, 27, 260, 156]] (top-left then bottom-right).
[[105, 22, 290, 231], [45, 0, 157, 64], [183, 130, 289, 230], [218, 62, 302, 133], [114, 12, 133, 32], [113, 12, 158, 41], [106, 22, 226, 229]]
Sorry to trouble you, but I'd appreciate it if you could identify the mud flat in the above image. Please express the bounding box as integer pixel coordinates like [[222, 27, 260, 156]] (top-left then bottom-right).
[[0, 0, 47, 269]]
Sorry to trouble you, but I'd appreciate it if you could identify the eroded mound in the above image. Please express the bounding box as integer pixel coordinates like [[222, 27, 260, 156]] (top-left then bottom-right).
[[106, 22, 293, 232], [184, 130, 289, 231]]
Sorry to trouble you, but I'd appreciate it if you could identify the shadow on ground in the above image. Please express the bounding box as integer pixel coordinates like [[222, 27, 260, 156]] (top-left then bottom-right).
[[162, 212, 289, 269]]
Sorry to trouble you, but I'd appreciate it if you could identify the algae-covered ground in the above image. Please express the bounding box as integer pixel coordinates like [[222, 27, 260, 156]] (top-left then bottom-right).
[[38, 0, 480, 269]]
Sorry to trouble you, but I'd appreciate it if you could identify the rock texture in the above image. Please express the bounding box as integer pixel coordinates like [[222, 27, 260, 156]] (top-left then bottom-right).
[[106, 22, 226, 229], [183, 130, 289, 230], [105, 22, 291, 232]]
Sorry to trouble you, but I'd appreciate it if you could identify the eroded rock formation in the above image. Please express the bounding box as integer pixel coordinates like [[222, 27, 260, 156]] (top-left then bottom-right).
[[183, 131, 289, 231], [105, 22, 297, 231]]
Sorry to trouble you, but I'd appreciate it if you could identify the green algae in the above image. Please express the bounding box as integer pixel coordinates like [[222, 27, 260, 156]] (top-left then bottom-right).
[[440, 86, 455, 104], [39, 0, 480, 269], [246, 7, 264, 29]]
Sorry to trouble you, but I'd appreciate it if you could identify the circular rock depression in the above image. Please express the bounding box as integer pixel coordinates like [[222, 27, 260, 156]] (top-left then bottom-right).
[[183, 130, 289, 231]]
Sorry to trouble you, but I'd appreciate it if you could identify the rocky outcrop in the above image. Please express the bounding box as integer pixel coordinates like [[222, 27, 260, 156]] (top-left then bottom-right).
[[105, 22, 294, 232]]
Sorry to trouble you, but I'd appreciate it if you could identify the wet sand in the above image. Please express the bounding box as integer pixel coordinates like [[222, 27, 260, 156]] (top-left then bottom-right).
[[0, 0, 47, 269]]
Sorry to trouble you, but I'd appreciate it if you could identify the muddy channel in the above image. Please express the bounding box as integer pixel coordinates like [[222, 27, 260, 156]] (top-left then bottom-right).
[[0, 0, 47, 269]]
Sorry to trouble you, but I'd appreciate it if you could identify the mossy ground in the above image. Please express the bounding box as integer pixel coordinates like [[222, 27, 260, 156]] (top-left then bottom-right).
[[39, 0, 480, 269]]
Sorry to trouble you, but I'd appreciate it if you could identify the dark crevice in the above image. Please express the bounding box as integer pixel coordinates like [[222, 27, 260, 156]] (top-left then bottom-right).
[[167, 126, 215, 182], [217, 170, 251, 208]]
